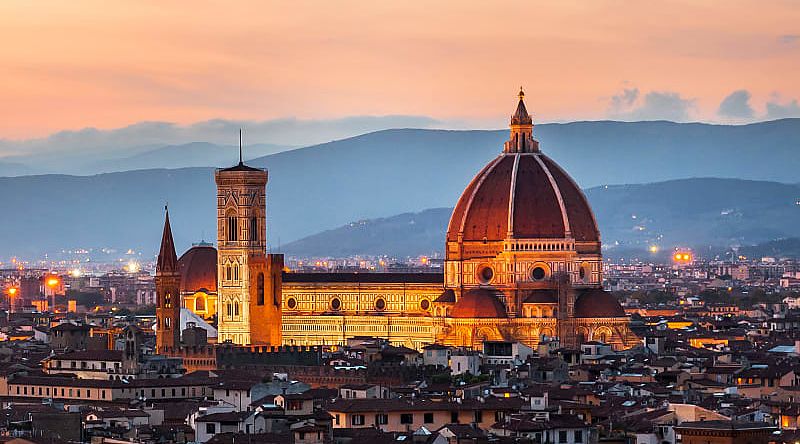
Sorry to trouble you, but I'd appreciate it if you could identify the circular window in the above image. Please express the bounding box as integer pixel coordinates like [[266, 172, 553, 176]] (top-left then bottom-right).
[[531, 267, 546, 281], [286, 298, 297, 309], [477, 266, 494, 284], [375, 298, 386, 311], [420, 299, 430, 311], [330, 298, 341, 311]]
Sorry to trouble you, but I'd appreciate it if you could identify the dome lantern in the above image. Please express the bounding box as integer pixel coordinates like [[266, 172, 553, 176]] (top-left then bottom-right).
[[505, 87, 539, 153]]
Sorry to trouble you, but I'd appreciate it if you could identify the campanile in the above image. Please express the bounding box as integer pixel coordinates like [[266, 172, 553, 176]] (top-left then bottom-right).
[[215, 135, 283, 345]]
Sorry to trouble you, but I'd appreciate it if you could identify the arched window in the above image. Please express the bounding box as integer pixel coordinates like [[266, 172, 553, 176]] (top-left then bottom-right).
[[257, 273, 265, 305], [227, 213, 238, 241], [250, 216, 258, 242], [226, 264, 232, 281], [234, 302, 240, 316], [233, 263, 239, 281]]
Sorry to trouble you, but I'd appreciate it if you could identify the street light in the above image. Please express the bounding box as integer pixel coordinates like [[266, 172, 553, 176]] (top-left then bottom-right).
[[6, 287, 18, 313], [45, 275, 61, 313]]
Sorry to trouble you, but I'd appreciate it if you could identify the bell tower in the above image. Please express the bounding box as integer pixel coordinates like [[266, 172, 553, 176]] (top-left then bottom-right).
[[215, 131, 283, 345], [155, 208, 181, 352]]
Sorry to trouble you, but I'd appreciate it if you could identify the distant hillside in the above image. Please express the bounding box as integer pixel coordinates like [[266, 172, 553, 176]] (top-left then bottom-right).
[[1, 119, 799, 258], [282, 178, 800, 257], [283, 208, 452, 257], [87, 142, 291, 173], [739, 238, 800, 259]]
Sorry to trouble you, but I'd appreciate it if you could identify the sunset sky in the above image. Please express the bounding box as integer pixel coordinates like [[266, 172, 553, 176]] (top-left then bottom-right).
[[1, 0, 798, 141]]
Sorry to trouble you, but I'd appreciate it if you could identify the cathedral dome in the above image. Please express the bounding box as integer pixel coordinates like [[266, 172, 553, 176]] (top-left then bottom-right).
[[178, 244, 218, 293], [446, 90, 599, 250], [574, 288, 625, 318], [450, 288, 507, 318]]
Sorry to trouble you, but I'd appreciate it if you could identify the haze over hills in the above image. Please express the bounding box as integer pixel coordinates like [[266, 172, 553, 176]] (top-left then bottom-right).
[[0, 115, 439, 175], [1, 119, 798, 259], [86, 142, 292, 173]]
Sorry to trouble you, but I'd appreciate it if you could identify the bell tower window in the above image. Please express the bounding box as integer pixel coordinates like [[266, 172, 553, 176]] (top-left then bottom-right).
[[227, 214, 238, 241], [250, 217, 258, 242]]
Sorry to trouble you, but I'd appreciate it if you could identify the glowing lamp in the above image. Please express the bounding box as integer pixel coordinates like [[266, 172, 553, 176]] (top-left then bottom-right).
[[673, 251, 692, 263], [47, 277, 60, 287], [7, 287, 17, 296]]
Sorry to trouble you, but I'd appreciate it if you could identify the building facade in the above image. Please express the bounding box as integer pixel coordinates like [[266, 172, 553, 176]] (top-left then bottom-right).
[[214, 156, 282, 346], [155, 209, 181, 352], [172, 90, 636, 351]]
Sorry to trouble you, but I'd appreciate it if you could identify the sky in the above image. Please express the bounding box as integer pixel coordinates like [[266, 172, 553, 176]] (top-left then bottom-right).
[[1, 0, 798, 146]]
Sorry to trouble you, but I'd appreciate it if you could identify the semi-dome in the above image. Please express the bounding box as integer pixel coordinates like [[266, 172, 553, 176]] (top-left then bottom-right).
[[446, 89, 599, 248], [178, 243, 218, 293], [450, 288, 507, 318], [574, 288, 625, 318]]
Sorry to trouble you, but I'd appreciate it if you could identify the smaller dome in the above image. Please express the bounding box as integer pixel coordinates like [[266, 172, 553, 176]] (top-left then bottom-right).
[[574, 288, 625, 318], [450, 288, 507, 318], [178, 244, 218, 294]]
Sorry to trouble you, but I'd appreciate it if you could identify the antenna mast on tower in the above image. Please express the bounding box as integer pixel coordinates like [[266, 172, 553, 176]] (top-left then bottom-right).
[[239, 128, 243, 165]]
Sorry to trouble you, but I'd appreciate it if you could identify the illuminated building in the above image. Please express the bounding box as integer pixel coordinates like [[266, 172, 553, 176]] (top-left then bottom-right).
[[155, 208, 181, 352], [178, 242, 218, 321], [170, 90, 636, 351], [213, 140, 283, 346]]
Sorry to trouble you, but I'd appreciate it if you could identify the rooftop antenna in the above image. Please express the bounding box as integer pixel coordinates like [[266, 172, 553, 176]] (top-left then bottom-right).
[[239, 128, 243, 165]]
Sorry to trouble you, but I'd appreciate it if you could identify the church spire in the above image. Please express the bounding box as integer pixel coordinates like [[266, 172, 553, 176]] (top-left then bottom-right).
[[156, 206, 178, 274], [504, 87, 539, 153]]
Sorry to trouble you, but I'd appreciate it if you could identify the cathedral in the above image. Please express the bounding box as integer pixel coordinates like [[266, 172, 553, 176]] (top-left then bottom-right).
[[155, 90, 637, 353]]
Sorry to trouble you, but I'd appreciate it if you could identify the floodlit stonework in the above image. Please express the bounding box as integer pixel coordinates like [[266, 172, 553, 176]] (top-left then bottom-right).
[[171, 90, 636, 351]]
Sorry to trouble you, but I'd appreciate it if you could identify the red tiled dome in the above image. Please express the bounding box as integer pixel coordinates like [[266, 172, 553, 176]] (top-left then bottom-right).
[[178, 244, 217, 293], [447, 91, 598, 251], [450, 288, 507, 318], [447, 153, 599, 244], [574, 288, 625, 318]]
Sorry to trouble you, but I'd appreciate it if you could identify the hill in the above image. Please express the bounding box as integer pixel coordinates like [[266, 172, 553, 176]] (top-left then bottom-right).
[[282, 179, 800, 258], [87, 142, 291, 173], [1, 120, 799, 258]]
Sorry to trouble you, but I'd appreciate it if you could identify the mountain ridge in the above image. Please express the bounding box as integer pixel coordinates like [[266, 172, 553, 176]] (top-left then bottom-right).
[[1, 119, 799, 258], [281, 177, 800, 257]]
